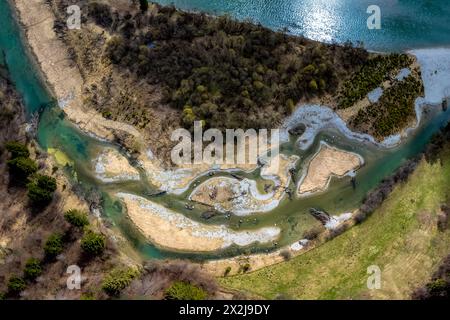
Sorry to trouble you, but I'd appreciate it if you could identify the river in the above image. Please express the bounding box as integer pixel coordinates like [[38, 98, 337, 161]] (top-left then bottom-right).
[[1, 0, 449, 260]]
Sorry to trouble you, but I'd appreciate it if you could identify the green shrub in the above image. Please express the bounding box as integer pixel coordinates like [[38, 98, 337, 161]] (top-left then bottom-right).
[[0, 292, 5, 300], [224, 266, 232, 277], [7, 276, 26, 294], [308, 79, 318, 91], [5, 142, 36, 184], [64, 209, 89, 228], [349, 75, 423, 139], [87, 2, 113, 28], [338, 54, 412, 109], [240, 263, 251, 273], [427, 278, 447, 294], [286, 98, 295, 114], [165, 281, 207, 300], [280, 250, 292, 261], [102, 268, 139, 296], [27, 174, 57, 207], [80, 292, 95, 300], [102, 110, 112, 119], [303, 64, 316, 74], [302, 225, 324, 240], [7, 157, 37, 182], [24, 258, 42, 281], [44, 234, 63, 258], [5, 141, 29, 159], [253, 80, 264, 90], [81, 231, 105, 256]]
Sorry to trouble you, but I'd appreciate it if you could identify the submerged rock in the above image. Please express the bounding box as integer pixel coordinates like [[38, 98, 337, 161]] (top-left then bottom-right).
[[146, 190, 167, 197], [201, 210, 218, 220], [309, 208, 331, 225], [288, 123, 306, 136], [351, 176, 356, 189]]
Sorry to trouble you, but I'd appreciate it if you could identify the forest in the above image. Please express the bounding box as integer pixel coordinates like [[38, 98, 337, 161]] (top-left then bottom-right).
[[83, 1, 369, 130], [349, 75, 424, 139], [337, 54, 413, 110]]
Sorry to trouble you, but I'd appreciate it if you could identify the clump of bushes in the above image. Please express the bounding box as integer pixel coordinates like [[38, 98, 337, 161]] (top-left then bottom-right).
[[80, 292, 96, 300], [224, 266, 232, 277], [302, 225, 324, 240], [426, 278, 447, 294], [239, 263, 251, 273], [23, 258, 43, 281], [413, 274, 450, 300], [7, 275, 26, 295], [87, 2, 113, 28], [101, 110, 112, 119], [338, 54, 412, 109], [164, 281, 207, 300], [350, 75, 424, 139], [5, 142, 37, 184], [44, 234, 64, 259], [353, 211, 367, 225], [27, 174, 57, 207], [5, 141, 30, 158], [280, 250, 292, 261], [325, 224, 348, 241], [359, 159, 418, 219], [80, 231, 105, 256], [5, 141, 57, 209], [424, 122, 450, 163], [102, 268, 139, 296], [64, 209, 90, 228], [7, 157, 38, 182]]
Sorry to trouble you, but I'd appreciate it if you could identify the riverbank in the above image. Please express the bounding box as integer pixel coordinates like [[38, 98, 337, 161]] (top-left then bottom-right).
[[11, 0, 144, 146], [200, 209, 356, 276]]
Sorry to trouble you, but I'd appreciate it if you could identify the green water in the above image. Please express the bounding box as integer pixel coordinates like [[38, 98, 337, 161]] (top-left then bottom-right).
[[1, 0, 450, 260]]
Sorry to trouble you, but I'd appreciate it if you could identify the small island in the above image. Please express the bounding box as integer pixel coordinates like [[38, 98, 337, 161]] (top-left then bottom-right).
[[297, 143, 363, 196]]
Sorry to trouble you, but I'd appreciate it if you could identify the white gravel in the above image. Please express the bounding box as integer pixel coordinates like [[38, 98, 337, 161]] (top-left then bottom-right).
[[116, 192, 280, 248]]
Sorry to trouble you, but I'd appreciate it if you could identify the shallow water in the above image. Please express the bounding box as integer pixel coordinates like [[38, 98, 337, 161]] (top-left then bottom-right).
[[1, 0, 450, 260]]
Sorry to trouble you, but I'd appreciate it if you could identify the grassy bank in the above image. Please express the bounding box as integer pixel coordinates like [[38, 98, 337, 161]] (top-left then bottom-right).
[[220, 149, 450, 299]]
